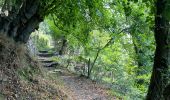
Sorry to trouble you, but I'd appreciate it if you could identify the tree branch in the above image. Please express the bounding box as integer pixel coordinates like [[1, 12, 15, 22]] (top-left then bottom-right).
[[87, 27, 130, 77], [101, 27, 130, 50]]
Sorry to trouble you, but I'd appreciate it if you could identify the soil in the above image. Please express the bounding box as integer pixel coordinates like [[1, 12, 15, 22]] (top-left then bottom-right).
[[39, 51, 117, 100]]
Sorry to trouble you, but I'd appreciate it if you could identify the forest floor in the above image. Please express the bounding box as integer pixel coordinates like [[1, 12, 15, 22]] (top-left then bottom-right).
[[0, 35, 118, 100], [60, 74, 115, 100], [44, 67, 117, 100], [38, 51, 118, 100]]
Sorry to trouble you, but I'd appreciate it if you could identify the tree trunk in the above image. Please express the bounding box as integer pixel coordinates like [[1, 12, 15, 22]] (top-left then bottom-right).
[[131, 37, 145, 85], [59, 36, 67, 55], [0, 0, 43, 43], [88, 49, 100, 78], [163, 84, 170, 99], [146, 0, 170, 99], [87, 58, 91, 78]]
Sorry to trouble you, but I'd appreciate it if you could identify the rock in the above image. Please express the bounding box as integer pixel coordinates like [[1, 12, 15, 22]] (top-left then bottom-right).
[[40, 60, 53, 63], [43, 62, 58, 67], [39, 50, 48, 53], [38, 53, 54, 57]]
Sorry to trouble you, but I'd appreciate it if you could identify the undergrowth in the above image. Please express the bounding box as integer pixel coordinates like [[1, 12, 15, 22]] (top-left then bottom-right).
[[0, 34, 68, 99]]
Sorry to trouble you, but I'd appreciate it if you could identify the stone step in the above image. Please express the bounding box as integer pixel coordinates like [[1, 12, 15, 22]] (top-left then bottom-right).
[[39, 50, 48, 53], [38, 53, 54, 57], [40, 60, 54, 63], [43, 62, 58, 67], [38, 57, 52, 60]]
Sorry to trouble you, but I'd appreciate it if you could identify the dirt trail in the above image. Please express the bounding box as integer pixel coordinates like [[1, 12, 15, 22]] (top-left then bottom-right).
[[38, 51, 117, 100], [60, 75, 116, 100]]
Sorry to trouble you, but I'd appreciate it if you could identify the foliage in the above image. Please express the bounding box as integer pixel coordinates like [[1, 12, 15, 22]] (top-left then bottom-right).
[[30, 28, 53, 51], [0, 0, 160, 99], [44, 0, 156, 99]]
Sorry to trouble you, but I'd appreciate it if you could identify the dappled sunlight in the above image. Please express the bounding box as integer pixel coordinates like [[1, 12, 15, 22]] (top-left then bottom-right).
[[0, 0, 169, 100]]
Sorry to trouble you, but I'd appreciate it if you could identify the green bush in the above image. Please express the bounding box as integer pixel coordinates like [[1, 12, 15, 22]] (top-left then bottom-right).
[[31, 31, 53, 51]]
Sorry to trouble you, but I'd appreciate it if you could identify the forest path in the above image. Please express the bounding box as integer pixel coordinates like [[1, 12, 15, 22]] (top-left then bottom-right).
[[38, 50, 117, 100], [60, 74, 116, 100]]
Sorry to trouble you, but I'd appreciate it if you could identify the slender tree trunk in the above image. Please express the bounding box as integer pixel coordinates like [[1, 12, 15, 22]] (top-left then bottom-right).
[[87, 58, 91, 78], [59, 36, 67, 55], [147, 0, 170, 99], [88, 49, 100, 78], [131, 37, 145, 85]]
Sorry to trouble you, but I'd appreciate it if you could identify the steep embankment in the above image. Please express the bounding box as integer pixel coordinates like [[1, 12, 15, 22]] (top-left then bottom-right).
[[0, 35, 68, 99]]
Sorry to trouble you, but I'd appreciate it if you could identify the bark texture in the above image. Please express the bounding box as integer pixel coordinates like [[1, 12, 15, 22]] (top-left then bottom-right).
[[0, 0, 43, 43], [146, 0, 170, 99], [59, 36, 67, 55]]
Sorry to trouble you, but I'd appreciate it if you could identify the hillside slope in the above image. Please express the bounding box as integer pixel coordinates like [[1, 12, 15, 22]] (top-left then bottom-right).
[[0, 35, 68, 99]]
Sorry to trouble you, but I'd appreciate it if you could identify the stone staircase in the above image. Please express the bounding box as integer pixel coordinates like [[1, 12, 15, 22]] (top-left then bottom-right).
[[38, 50, 58, 67]]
